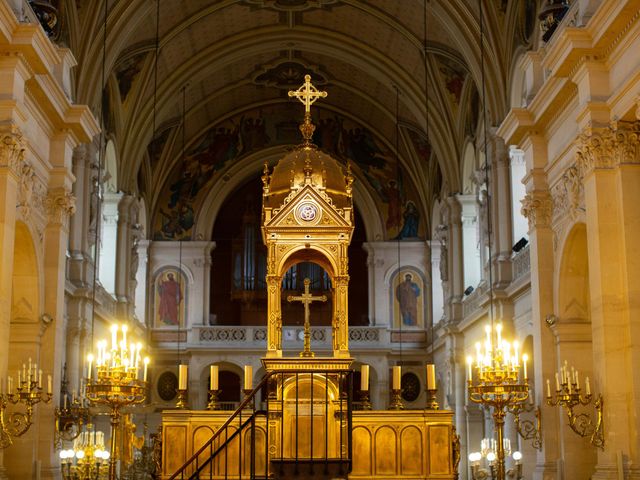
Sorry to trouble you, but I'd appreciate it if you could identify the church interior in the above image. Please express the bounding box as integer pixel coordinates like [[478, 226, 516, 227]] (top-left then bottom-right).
[[1, 0, 639, 478]]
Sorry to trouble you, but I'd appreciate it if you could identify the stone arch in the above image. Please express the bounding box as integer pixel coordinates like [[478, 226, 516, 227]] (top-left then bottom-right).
[[194, 147, 384, 242], [104, 139, 118, 193], [11, 222, 40, 325], [556, 223, 590, 322]]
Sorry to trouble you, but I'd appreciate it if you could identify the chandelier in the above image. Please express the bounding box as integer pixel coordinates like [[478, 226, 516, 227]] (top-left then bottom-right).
[[467, 324, 529, 480], [85, 324, 148, 480], [59, 423, 110, 479]]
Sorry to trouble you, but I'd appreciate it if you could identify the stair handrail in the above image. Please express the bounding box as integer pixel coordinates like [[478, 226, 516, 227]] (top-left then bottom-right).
[[168, 370, 276, 480]]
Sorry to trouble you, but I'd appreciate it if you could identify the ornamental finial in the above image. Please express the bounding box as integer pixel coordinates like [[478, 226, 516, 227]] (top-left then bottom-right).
[[288, 75, 327, 147]]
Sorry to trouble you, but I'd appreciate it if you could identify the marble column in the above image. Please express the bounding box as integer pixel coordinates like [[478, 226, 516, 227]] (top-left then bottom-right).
[[115, 194, 135, 317], [457, 194, 481, 290], [428, 240, 444, 325], [489, 133, 513, 287], [444, 196, 463, 323]]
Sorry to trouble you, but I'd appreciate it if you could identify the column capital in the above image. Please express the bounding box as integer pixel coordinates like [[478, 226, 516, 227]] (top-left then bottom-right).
[[45, 187, 76, 229], [0, 126, 26, 178], [521, 190, 553, 230], [576, 121, 640, 176]]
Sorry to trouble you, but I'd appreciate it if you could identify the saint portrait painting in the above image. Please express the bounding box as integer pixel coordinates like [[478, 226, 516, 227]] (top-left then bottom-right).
[[154, 268, 187, 327], [392, 269, 425, 329]]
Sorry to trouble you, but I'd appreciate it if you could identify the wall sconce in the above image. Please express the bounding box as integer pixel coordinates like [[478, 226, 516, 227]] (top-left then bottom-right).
[[546, 361, 604, 449]]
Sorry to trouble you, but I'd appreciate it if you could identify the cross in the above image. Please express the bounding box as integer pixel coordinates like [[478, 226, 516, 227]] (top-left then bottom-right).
[[288, 75, 328, 115], [287, 277, 327, 357]]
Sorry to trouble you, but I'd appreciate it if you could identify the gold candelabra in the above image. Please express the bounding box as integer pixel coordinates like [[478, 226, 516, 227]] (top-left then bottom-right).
[[468, 444, 523, 480], [59, 423, 109, 479], [508, 399, 542, 450], [85, 324, 149, 480], [545, 360, 604, 449], [467, 324, 529, 480], [0, 358, 52, 448], [54, 363, 90, 449]]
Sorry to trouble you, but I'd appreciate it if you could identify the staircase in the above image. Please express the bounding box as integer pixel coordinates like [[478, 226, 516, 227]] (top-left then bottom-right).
[[168, 369, 353, 480]]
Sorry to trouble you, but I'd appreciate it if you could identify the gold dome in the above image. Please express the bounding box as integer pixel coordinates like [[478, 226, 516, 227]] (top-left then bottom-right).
[[262, 146, 352, 211]]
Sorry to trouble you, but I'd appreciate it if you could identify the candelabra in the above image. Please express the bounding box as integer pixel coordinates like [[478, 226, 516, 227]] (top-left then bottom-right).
[[0, 358, 52, 448], [467, 324, 529, 480], [546, 360, 604, 449], [508, 399, 542, 450], [468, 446, 523, 480], [358, 390, 372, 410], [59, 423, 110, 479], [85, 324, 149, 480], [55, 364, 90, 449], [206, 389, 220, 410], [389, 389, 403, 410]]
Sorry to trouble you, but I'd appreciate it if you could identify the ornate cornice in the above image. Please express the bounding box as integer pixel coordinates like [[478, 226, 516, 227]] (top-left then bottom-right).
[[45, 188, 76, 229], [576, 121, 640, 176], [521, 191, 553, 229], [0, 128, 27, 178]]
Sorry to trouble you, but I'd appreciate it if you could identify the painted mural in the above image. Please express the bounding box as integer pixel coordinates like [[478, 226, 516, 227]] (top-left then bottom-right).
[[154, 268, 187, 328], [152, 104, 424, 240], [436, 56, 466, 109], [391, 268, 426, 330]]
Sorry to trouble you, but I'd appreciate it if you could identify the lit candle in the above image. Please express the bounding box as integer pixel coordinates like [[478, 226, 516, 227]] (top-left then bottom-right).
[[244, 365, 253, 390], [360, 365, 369, 391], [585, 376, 591, 396], [143, 357, 149, 382], [22, 363, 26, 382], [111, 325, 118, 351], [546, 379, 551, 398], [210, 365, 219, 390], [28, 358, 32, 382], [18, 369, 21, 386], [135, 343, 142, 369], [426, 364, 436, 390], [38, 369, 42, 388], [392, 366, 401, 390], [555, 372, 560, 391], [87, 354, 93, 379], [47, 375, 51, 394], [575, 370, 580, 390], [467, 356, 473, 380], [178, 364, 188, 390], [522, 354, 528, 380]]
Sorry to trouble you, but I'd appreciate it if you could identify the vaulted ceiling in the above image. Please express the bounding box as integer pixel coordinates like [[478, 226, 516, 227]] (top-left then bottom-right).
[[63, 0, 535, 238]]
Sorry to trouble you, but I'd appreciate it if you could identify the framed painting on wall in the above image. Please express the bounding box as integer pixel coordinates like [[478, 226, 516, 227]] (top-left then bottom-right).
[[154, 268, 187, 328]]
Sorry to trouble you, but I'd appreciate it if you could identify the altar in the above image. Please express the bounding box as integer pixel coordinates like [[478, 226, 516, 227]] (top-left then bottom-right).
[[160, 76, 457, 480]]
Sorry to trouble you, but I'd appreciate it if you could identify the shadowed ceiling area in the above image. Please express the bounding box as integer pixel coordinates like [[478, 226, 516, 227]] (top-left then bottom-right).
[[65, 0, 535, 239]]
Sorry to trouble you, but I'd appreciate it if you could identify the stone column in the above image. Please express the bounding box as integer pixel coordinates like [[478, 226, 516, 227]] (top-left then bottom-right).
[[576, 122, 640, 479], [489, 133, 513, 287], [115, 194, 135, 317], [134, 239, 150, 324], [520, 135, 560, 480], [509, 147, 528, 244], [0, 128, 24, 480], [457, 194, 481, 290], [428, 240, 444, 324], [40, 185, 76, 480], [444, 196, 463, 323], [99, 191, 122, 295]]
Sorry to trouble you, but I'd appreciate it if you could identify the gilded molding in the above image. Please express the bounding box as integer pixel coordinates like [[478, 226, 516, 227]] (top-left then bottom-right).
[[576, 122, 640, 176], [45, 188, 76, 228], [0, 129, 27, 178], [521, 191, 553, 229]]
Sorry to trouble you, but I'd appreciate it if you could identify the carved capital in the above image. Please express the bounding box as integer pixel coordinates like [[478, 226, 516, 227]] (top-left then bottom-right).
[[0, 128, 27, 178], [576, 122, 640, 176], [45, 188, 76, 228], [521, 191, 553, 229]]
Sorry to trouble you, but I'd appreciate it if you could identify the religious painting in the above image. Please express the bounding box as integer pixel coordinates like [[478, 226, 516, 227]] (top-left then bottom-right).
[[391, 268, 426, 329], [154, 268, 187, 328], [435, 55, 467, 109], [151, 104, 424, 241]]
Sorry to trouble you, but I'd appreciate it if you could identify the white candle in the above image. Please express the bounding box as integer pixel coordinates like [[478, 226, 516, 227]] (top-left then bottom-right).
[[467, 356, 473, 380], [586, 376, 591, 396], [178, 364, 188, 390], [143, 357, 149, 382], [8, 376, 12, 392], [38, 369, 42, 388], [64, 393, 68, 409], [555, 372, 560, 391], [244, 365, 253, 390], [87, 354, 93, 379], [47, 375, 51, 394], [18, 370, 21, 386], [392, 366, 401, 390], [522, 354, 528, 380], [360, 365, 369, 391], [210, 365, 219, 391], [426, 364, 436, 390], [22, 364, 26, 382], [576, 371, 580, 390], [546, 379, 551, 397]]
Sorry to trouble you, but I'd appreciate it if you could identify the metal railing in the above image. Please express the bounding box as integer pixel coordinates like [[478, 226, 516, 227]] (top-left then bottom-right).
[[168, 369, 353, 480]]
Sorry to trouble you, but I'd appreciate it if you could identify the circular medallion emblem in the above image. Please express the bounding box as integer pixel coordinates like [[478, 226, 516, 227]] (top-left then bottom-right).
[[298, 203, 318, 222]]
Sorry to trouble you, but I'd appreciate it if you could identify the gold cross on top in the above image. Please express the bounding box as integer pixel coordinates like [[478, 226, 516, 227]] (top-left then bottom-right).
[[288, 75, 328, 114], [287, 278, 327, 357]]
